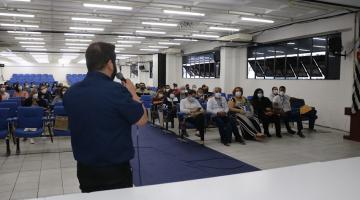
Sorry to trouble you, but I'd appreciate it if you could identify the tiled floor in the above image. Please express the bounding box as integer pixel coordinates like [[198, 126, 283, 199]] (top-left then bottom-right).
[[0, 124, 360, 200]]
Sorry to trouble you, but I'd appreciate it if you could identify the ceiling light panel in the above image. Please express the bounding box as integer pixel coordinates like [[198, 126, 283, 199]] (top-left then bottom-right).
[[83, 3, 132, 10], [71, 17, 112, 23]]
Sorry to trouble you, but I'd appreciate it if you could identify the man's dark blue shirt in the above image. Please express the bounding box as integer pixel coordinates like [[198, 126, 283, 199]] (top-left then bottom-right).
[[63, 71, 144, 166]]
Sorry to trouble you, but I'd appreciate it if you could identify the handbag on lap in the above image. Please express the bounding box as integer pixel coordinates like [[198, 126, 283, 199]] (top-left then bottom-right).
[[54, 116, 69, 131]]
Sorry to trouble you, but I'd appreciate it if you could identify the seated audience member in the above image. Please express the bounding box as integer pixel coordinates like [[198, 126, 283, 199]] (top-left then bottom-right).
[[14, 84, 29, 99], [251, 88, 281, 138], [136, 82, 150, 96], [269, 86, 278, 101], [4, 82, 11, 91], [24, 90, 40, 107], [191, 84, 197, 91], [196, 88, 206, 103], [228, 87, 265, 141], [51, 86, 68, 106], [273, 86, 305, 138], [152, 90, 165, 126], [185, 84, 190, 91], [179, 90, 205, 142], [179, 86, 188, 100], [37, 85, 52, 109], [172, 83, 180, 96], [0, 84, 10, 100], [207, 87, 245, 146], [163, 90, 179, 128], [201, 84, 213, 100]]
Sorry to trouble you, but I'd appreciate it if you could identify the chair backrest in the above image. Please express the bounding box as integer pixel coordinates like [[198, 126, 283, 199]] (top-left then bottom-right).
[[0, 102, 18, 117], [0, 108, 10, 131], [140, 95, 152, 102], [54, 101, 63, 107], [54, 106, 67, 116], [2, 99, 21, 107], [17, 107, 44, 128]]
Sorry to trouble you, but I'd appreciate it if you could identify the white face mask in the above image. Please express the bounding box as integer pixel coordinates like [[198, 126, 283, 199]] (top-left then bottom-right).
[[235, 91, 242, 97], [62, 91, 66, 95], [214, 93, 221, 98], [0, 88, 5, 92], [169, 93, 175, 99], [33, 94, 38, 99], [273, 90, 278, 95], [18, 86, 23, 91], [188, 96, 195, 102], [165, 89, 170, 92], [279, 91, 285, 96], [257, 93, 263, 98]]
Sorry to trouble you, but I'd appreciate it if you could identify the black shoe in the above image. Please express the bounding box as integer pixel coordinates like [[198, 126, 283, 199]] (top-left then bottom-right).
[[181, 130, 189, 137], [236, 138, 246, 145], [265, 133, 272, 137], [297, 131, 305, 138], [222, 142, 230, 146], [276, 133, 282, 138], [287, 129, 296, 134]]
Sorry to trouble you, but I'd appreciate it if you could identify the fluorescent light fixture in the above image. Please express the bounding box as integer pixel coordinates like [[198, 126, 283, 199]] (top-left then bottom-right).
[[69, 27, 104, 31], [0, 12, 34, 18], [118, 36, 145, 39], [313, 45, 326, 48], [192, 34, 219, 38], [22, 45, 44, 48], [15, 37, 44, 41], [71, 17, 112, 23], [241, 17, 274, 23], [255, 52, 264, 55], [68, 46, 87, 49], [209, 26, 240, 31], [136, 30, 166, 34], [7, 31, 41, 35], [65, 38, 92, 42], [115, 44, 133, 47], [0, 23, 38, 28], [118, 56, 130, 60], [65, 43, 89, 46], [121, 54, 138, 57], [60, 49, 81, 52], [228, 11, 255, 16], [140, 48, 159, 51], [64, 33, 95, 37], [19, 41, 45, 45], [148, 46, 169, 49], [296, 48, 309, 51], [313, 37, 326, 41], [117, 41, 142, 44], [78, 59, 86, 64], [287, 42, 295, 45], [9, 0, 31, 1], [115, 48, 125, 51], [142, 22, 177, 27], [163, 10, 205, 16], [26, 48, 47, 51], [158, 42, 181, 45], [174, 38, 198, 42], [83, 3, 132, 10]]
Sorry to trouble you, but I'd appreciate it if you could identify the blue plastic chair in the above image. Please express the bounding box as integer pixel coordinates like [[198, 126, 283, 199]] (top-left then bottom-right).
[[0, 108, 11, 156], [52, 106, 70, 136], [0, 102, 18, 118], [14, 107, 45, 153]]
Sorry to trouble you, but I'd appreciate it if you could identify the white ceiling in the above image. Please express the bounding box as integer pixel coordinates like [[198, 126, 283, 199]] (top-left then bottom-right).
[[0, 0, 356, 66]]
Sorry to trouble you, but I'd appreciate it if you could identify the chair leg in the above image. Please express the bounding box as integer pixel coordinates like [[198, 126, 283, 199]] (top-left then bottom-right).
[[5, 138, 10, 156], [48, 124, 53, 143], [16, 138, 20, 155]]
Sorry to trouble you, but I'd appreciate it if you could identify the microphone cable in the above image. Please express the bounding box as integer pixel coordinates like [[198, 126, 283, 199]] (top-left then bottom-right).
[[135, 125, 143, 186]]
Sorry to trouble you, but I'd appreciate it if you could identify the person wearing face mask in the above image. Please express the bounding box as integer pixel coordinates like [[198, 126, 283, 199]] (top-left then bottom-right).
[[272, 86, 304, 138], [269, 87, 279, 101], [163, 90, 179, 128], [201, 84, 213, 100], [51, 86, 68, 106], [228, 87, 265, 141], [63, 42, 148, 193], [251, 88, 281, 137], [14, 84, 29, 99], [151, 90, 166, 126], [0, 84, 10, 100], [37, 85, 52, 109], [179, 90, 205, 142], [179, 86, 188, 100], [196, 88, 206, 103], [136, 83, 150, 96], [207, 87, 245, 146]]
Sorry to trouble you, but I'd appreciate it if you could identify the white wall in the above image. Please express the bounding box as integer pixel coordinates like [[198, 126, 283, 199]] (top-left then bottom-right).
[[2, 66, 87, 84]]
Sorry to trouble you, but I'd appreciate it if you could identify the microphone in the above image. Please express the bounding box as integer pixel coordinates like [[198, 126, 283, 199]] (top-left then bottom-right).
[[115, 72, 126, 83]]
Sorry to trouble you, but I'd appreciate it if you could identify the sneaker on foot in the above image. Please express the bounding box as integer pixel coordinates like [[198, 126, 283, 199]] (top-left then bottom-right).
[[30, 138, 35, 144], [297, 131, 305, 138]]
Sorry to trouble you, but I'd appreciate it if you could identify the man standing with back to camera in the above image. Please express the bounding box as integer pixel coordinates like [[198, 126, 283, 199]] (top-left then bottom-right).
[[63, 42, 148, 193]]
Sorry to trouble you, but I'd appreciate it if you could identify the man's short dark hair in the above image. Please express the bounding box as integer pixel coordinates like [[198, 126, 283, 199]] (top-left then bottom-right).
[[188, 90, 196, 95], [85, 42, 116, 72], [279, 86, 286, 91]]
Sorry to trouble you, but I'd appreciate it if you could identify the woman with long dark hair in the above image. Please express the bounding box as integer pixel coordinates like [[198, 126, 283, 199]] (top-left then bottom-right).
[[251, 88, 282, 138]]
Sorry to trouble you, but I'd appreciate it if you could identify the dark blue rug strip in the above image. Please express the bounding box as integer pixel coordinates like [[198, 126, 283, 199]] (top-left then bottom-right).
[[130, 124, 259, 186]]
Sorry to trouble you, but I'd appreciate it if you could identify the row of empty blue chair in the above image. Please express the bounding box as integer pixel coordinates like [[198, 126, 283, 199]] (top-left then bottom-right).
[[8, 74, 55, 85], [67, 74, 86, 85]]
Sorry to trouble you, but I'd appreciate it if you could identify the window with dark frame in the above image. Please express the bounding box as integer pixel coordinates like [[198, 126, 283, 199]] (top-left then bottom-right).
[[182, 51, 220, 79], [247, 33, 341, 80]]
